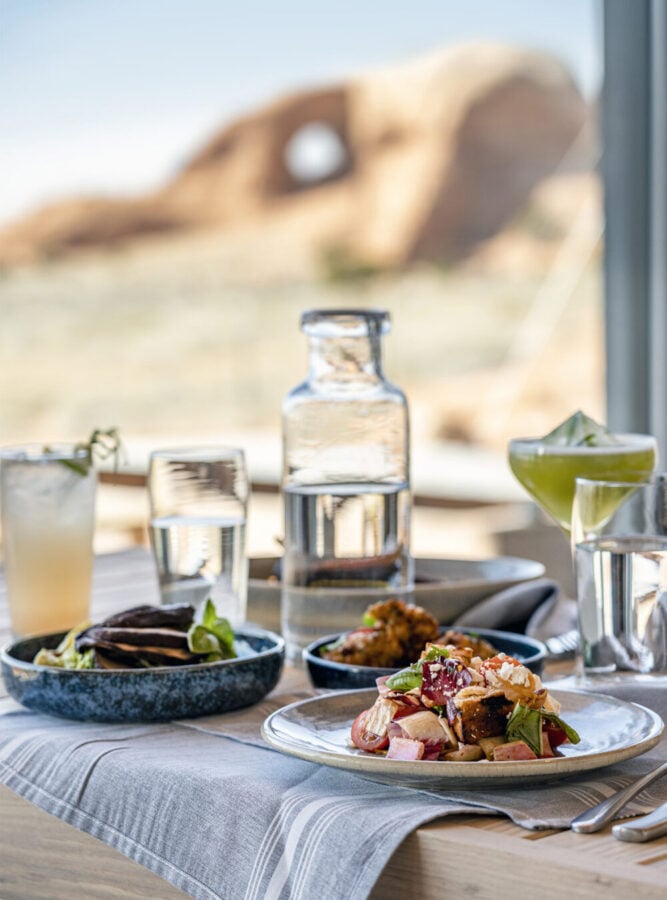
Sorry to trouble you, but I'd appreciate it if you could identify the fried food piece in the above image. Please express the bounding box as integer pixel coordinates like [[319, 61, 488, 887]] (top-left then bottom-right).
[[452, 692, 515, 744], [368, 599, 440, 662], [322, 599, 440, 667], [322, 626, 405, 667], [439, 629, 497, 660]]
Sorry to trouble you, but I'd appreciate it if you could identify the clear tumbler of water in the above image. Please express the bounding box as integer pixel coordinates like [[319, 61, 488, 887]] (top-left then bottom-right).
[[148, 447, 249, 626], [572, 474, 667, 679]]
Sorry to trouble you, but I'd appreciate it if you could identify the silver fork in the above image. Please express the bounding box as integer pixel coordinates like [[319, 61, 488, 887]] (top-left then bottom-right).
[[571, 761, 667, 833], [545, 629, 580, 657]]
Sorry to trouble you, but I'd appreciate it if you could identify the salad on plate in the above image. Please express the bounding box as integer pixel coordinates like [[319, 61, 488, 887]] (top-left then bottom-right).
[[350, 640, 580, 762]]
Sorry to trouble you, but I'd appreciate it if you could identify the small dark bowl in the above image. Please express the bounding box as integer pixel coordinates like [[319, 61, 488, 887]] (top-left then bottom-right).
[[1, 626, 284, 723], [304, 627, 547, 690]]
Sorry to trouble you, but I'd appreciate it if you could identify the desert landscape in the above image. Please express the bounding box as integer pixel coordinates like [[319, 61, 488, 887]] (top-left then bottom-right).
[[0, 43, 604, 501]]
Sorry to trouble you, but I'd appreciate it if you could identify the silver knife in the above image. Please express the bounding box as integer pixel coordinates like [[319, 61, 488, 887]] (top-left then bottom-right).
[[570, 761, 667, 833], [612, 802, 667, 842]]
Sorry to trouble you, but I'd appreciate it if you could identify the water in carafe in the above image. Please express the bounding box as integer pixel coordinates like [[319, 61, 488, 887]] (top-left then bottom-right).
[[281, 309, 412, 660]]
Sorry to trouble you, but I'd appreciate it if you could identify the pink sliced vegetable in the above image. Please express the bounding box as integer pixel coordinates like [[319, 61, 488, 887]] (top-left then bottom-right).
[[386, 736, 425, 760]]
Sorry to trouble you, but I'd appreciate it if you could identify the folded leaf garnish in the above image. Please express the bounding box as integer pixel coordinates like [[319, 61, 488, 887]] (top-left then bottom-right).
[[187, 599, 236, 662], [505, 704, 544, 756], [505, 703, 581, 756], [542, 411, 619, 448]]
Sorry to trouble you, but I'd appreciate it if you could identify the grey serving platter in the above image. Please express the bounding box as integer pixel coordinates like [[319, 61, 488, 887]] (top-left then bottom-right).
[[262, 688, 664, 789], [248, 555, 545, 634], [1, 626, 284, 723]]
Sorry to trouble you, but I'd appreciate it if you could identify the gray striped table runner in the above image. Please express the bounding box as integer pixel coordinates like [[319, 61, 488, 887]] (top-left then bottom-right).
[[0, 551, 666, 899]]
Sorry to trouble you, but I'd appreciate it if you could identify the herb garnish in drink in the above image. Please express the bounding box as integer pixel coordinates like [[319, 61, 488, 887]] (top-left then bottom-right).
[[53, 427, 123, 476]]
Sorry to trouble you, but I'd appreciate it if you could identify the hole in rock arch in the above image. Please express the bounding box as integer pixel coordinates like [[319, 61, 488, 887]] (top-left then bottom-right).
[[284, 121, 349, 186]]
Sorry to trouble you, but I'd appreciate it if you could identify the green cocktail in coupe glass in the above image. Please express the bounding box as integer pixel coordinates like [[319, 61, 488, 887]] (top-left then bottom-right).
[[508, 412, 657, 537]]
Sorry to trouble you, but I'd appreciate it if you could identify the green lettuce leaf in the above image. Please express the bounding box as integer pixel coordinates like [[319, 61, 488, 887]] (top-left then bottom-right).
[[421, 644, 450, 662], [33, 625, 94, 669], [384, 644, 450, 692], [540, 710, 581, 744], [187, 599, 236, 661], [505, 703, 581, 755], [505, 704, 544, 756], [385, 667, 423, 692]]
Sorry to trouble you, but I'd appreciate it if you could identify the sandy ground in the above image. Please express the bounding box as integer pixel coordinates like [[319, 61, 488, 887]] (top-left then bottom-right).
[[0, 215, 603, 452], [0, 170, 603, 574]]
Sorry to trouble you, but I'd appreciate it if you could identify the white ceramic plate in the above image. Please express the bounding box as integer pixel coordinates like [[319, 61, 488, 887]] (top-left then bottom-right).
[[248, 556, 546, 634], [261, 688, 664, 789]]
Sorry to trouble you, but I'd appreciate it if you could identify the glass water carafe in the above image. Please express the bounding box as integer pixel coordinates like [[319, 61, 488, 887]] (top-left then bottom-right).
[[281, 308, 412, 660]]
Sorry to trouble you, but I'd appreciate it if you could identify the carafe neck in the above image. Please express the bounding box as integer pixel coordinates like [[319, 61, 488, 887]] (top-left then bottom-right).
[[301, 309, 388, 390]]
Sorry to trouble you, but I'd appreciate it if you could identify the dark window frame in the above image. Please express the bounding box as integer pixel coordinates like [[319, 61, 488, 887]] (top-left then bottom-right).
[[604, 0, 667, 455]]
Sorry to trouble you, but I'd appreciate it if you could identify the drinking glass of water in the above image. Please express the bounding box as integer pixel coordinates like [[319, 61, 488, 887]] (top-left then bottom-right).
[[148, 447, 249, 626], [572, 474, 667, 680]]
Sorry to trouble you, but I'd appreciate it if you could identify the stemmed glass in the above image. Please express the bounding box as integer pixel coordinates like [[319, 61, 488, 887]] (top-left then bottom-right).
[[508, 433, 657, 538]]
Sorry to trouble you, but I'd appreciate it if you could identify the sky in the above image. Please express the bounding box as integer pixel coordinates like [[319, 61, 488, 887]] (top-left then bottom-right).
[[0, 0, 601, 225]]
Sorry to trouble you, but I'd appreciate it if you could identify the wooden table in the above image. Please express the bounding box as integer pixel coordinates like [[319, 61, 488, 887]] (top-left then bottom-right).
[[1, 550, 665, 900]]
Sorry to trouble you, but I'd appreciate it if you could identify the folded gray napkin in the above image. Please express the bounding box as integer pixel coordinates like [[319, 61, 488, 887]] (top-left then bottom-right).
[[1, 680, 665, 900], [454, 577, 577, 641]]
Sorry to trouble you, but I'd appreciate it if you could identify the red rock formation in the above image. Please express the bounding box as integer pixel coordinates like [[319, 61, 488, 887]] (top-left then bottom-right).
[[0, 43, 589, 268]]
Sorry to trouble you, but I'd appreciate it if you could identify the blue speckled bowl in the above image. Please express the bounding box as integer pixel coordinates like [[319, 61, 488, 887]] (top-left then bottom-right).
[[304, 627, 547, 690], [1, 627, 284, 722]]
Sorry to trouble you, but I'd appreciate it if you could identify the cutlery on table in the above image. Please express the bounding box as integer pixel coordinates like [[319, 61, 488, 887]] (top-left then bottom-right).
[[570, 761, 667, 834], [612, 802, 667, 842], [545, 629, 579, 657]]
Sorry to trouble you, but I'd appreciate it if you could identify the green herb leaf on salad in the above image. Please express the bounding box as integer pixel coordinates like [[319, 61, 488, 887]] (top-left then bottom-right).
[[505, 703, 581, 756], [33, 625, 95, 669], [541, 709, 581, 745], [385, 644, 450, 692], [186, 598, 236, 662], [505, 703, 544, 756], [385, 667, 423, 692]]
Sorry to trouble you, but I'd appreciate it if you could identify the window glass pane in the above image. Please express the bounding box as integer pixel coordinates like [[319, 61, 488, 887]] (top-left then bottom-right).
[[0, 0, 603, 567]]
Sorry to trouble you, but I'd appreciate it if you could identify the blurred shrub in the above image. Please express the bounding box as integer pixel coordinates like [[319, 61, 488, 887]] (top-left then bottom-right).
[[319, 244, 385, 283]]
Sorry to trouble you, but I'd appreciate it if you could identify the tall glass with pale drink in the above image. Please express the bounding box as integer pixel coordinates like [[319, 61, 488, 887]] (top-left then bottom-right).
[[0, 445, 96, 637]]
